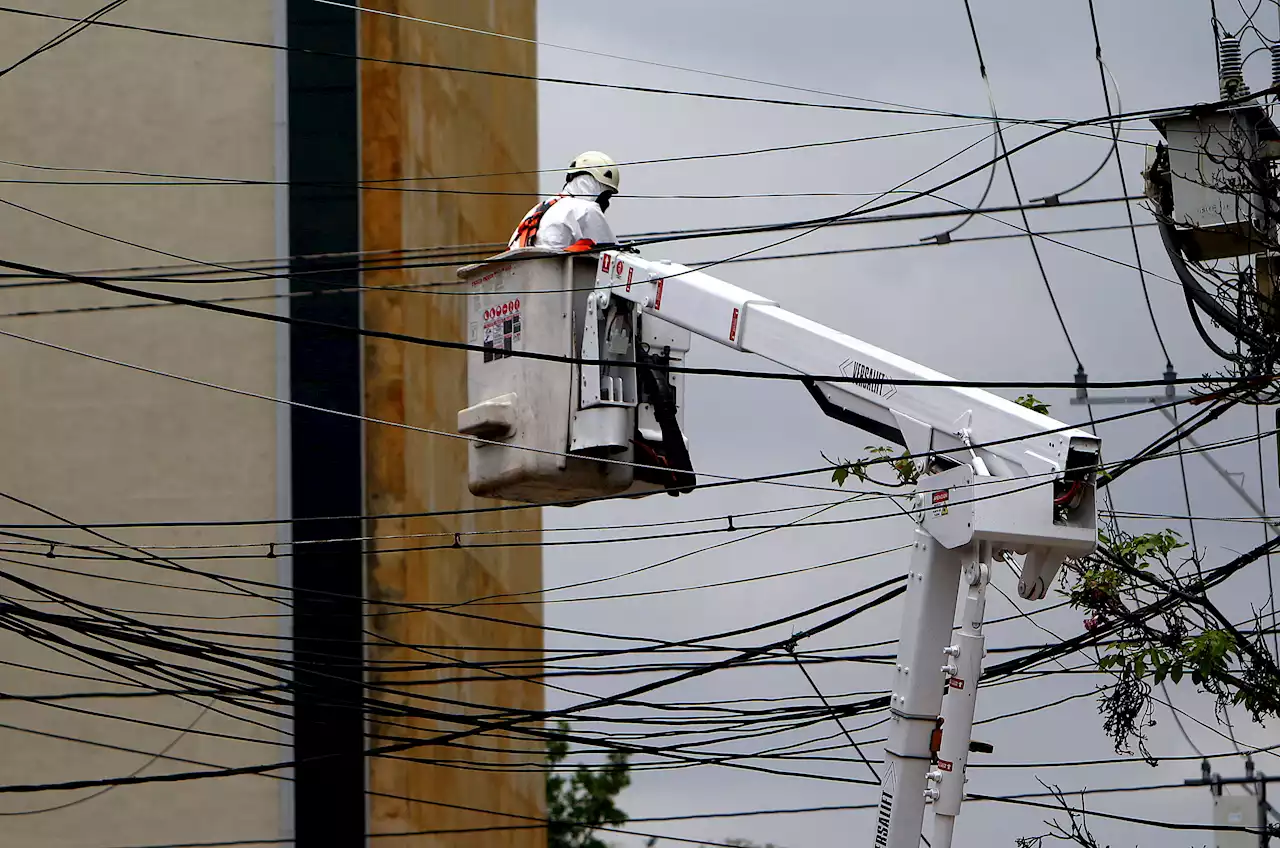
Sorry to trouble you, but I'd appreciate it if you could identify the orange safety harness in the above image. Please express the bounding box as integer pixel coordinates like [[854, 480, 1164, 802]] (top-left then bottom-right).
[[512, 195, 599, 254], [512, 196, 561, 248]]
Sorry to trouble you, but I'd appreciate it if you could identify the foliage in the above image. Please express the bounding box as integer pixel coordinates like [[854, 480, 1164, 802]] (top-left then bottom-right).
[[1014, 784, 1107, 848], [546, 721, 633, 848], [544, 727, 773, 848], [827, 444, 920, 488], [1063, 527, 1280, 760], [820, 431, 1280, 763], [1014, 393, 1051, 415]]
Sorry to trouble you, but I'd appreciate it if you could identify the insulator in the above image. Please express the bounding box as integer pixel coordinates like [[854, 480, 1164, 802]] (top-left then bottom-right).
[[1271, 43, 1280, 90], [1220, 36, 1247, 98]]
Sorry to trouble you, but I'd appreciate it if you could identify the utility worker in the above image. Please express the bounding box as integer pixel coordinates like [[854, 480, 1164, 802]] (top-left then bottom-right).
[[509, 151, 620, 253]]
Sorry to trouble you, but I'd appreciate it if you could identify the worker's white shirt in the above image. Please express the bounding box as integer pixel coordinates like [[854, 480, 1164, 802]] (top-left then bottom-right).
[[509, 174, 617, 250]]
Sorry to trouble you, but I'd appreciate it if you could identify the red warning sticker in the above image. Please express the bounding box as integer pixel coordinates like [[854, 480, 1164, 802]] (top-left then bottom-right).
[[482, 298, 522, 363], [654, 279, 665, 310], [729, 308, 740, 342], [932, 490, 949, 505], [949, 677, 965, 690], [938, 760, 953, 772]]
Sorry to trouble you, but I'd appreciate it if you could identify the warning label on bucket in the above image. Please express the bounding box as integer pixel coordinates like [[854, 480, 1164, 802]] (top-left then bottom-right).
[[482, 299, 522, 362]]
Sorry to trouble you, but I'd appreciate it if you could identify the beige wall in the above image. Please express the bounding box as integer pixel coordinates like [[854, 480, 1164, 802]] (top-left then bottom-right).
[[360, 2, 546, 846], [0, 2, 285, 845], [0, 2, 545, 845]]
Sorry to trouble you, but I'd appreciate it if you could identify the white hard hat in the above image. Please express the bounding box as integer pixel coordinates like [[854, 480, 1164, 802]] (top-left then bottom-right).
[[568, 150, 620, 192]]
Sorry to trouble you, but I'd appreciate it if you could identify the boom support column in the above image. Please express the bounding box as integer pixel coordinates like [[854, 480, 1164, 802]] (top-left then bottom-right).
[[932, 544, 992, 848], [878, 528, 966, 848]]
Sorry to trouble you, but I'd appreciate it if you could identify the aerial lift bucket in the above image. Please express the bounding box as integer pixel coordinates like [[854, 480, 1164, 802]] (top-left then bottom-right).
[[456, 249, 693, 505]]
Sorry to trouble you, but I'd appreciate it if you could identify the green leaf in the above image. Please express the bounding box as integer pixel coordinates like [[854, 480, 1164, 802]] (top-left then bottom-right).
[[1014, 394, 1051, 415]]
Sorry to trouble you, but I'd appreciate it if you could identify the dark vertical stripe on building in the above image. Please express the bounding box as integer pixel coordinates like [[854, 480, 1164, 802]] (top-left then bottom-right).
[[286, 2, 364, 845]]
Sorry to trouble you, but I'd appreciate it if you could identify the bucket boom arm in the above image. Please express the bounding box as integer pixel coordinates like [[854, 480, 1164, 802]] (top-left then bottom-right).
[[458, 248, 1100, 848]]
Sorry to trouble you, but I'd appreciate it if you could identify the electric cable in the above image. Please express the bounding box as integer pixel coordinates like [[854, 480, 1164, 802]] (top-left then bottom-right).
[[0, 250, 1226, 392], [0, 586, 911, 795], [1257, 404, 1280, 657], [0, 3, 1215, 133], [0, 223, 1160, 323], [0, 194, 1141, 294], [0, 5, 1052, 124], [919, 114, 1000, 245], [960, 0, 1083, 371], [56, 780, 1266, 848], [1087, 0, 1174, 368], [1171, 403, 1205, 577], [969, 790, 1271, 834], [0, 463, 1225, 570], [0, 697, 212, 817], [782, 641, 880, 783], [311, 0, 969, 120], [0, 334, 1248, 536], [0, 0, 130, 77], [0, 122, 986, 197]]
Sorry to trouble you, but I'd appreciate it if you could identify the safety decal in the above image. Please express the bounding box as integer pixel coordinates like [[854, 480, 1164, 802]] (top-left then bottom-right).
[[932, 489, 950, 518], [470, 264, 510, 288], [948, 677, 964, 690], [482, 298, 522, 362], [729, 308, 740, 342], [654, 279, 665, 310], [938, 760, 953, 772]]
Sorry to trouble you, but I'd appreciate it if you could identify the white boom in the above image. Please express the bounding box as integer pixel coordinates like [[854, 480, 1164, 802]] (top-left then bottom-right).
[[457, 249, 1101, 848]]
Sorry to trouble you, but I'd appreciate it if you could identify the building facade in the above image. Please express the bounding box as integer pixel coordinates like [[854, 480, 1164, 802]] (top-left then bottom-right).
[[0, 2, 542, 845]]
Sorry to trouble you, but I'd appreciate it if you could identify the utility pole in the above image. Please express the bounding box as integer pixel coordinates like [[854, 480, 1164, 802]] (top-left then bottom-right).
[[1186, 756, 1280, 847]]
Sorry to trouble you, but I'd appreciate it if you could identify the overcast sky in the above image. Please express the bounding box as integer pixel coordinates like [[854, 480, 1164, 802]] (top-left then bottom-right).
[[535, 2, 1280, 846]]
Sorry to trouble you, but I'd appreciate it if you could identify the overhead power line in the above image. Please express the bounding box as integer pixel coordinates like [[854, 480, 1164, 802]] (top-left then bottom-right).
[[1086, 0, 1173, 368], [0, 5, 1033, 123], [312, 0, 963, 118], [0, 223, 1154, 322], [959, 0, 1083, 370], [0, 326, 1245, 533], [0, 253, 1242, 393], [10, 421, 1275, 567], [0, 0, 130, 77], [0, 4, 1209, 131], [0, 122, 987, 196], [0, 193, 1141, 293]]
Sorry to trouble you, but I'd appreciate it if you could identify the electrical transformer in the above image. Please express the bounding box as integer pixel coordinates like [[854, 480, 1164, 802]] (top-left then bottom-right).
[[1149, 104, 1280, 261]]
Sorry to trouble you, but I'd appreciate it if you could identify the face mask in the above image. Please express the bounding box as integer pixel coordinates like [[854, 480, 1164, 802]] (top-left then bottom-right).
[[597, 191, 614, 212]]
